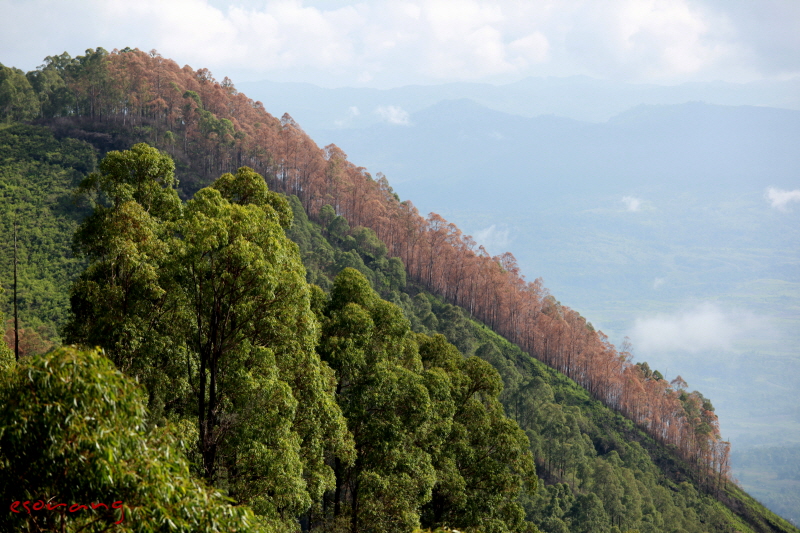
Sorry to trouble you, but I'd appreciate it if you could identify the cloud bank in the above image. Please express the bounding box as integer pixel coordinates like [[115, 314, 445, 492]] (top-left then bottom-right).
[[765, 187, 800, 211], [2, 0, 799, 87], [376, 105, 411, 125], [628, 303, 768, 354], [622, 196, 643, 212]]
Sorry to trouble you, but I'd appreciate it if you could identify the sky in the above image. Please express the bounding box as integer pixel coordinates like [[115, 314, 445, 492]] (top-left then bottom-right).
[[2, 0, 799, 88]]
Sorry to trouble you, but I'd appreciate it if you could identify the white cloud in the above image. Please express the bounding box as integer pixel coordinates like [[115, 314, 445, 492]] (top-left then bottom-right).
[[375, 105, 411, 125], [765, 187, 800, 211], [653, 277, 665, 289], [474, 224, 512, 253], [508, 32, 550, 65], [2, 0, 799, 87], [629, 302, 767, 354], [622, 195, 643, 211]]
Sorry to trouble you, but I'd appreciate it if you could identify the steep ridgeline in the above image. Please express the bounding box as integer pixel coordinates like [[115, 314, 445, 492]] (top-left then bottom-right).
[[0, 49, 796, 532]]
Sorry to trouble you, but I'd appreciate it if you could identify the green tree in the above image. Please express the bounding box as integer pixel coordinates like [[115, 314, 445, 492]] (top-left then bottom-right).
[[64, 142, 184, 415], [317, 268, 437, 533], [179, 175, 352, 521], [327, 214, 351, 243], [0, 63, 38, 121], [25, 67, 69, 118], [418, 334, 537, 533], [567, 493, 609, 533], [351, 226, 387, 262], [0, 346, 276, 532], [319, 204, 336, 230], [65, 148, 353, 529]]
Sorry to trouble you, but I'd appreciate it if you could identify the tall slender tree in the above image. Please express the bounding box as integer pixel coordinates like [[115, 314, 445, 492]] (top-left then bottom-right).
[[13, 214, 18, 361]]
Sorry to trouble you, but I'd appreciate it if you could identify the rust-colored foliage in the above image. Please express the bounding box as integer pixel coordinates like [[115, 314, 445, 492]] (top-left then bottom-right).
[[3, 321, 54, 358]]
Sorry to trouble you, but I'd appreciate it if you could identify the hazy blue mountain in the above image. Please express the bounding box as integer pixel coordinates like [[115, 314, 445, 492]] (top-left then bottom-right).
[[315, 99, 800, 203], [238, 75, 800, 132], [284, 97, 800, 521]]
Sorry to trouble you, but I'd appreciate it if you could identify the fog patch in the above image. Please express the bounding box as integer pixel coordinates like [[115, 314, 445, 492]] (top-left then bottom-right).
[[765, 187, 800, 211], [376, 105, 410, 125], [622, 195, 643, 212], [629, 302, 768, 354]]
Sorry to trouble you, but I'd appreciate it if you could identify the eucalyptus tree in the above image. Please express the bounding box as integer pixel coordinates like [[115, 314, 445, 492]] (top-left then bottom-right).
[[315, 268, 437, 533], [65, 145, 352, 530], [315, 269, 537, 533], [417, 334, 538, 533], [0, 63, 38, 121], [0, 346, 277, 533]]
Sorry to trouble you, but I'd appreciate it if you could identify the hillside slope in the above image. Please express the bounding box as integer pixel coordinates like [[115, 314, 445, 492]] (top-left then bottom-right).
[[1, 122, 796, 533], [0, 48, 797, 532]]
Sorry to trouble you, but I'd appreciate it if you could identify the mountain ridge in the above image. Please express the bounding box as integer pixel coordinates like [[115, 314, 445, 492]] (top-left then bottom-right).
[[1, 47, 798, 531]]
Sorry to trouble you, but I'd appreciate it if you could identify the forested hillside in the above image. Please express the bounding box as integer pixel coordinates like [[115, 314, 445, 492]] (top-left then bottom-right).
[[0, 48, 797, 532]]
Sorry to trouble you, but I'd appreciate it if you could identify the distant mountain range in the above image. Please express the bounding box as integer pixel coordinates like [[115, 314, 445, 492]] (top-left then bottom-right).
[[239, 79, 800, 523], [238, 74, 800, 131], [311, 99, 800, 210]]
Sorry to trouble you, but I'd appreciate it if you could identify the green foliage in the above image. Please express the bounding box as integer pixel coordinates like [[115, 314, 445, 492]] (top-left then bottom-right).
[[327, 214, 350, 243], [75, 142, 182, 219], [0, 285, 13, 371], [17, 48, 111, 119], [0, 346, 275, 532], [350, 226, 387, 262], [212, 166, 293, 229], [287, 198, 407, 297], [0, 63, 38, 122], [64, 145, 353, 530], [317, 268, 436, 532], [0, 124, 95, 340], [417, 334, 537, 533], [286, 195, 336, 290], [25, 67, 69, 118], [313, 269, 535, 533], [65, 142, 181, 390]]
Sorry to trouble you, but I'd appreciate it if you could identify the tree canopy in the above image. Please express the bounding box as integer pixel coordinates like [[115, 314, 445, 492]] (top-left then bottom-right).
[[64, 145, 353, 532], [0, 346, 275, 533]]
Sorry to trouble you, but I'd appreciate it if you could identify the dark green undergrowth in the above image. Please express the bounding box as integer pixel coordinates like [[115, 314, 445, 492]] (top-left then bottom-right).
[[0, 124, 93, 340]]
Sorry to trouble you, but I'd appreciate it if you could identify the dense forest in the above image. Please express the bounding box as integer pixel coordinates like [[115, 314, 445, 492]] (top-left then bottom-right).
[[0, 48, 797, 532]]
